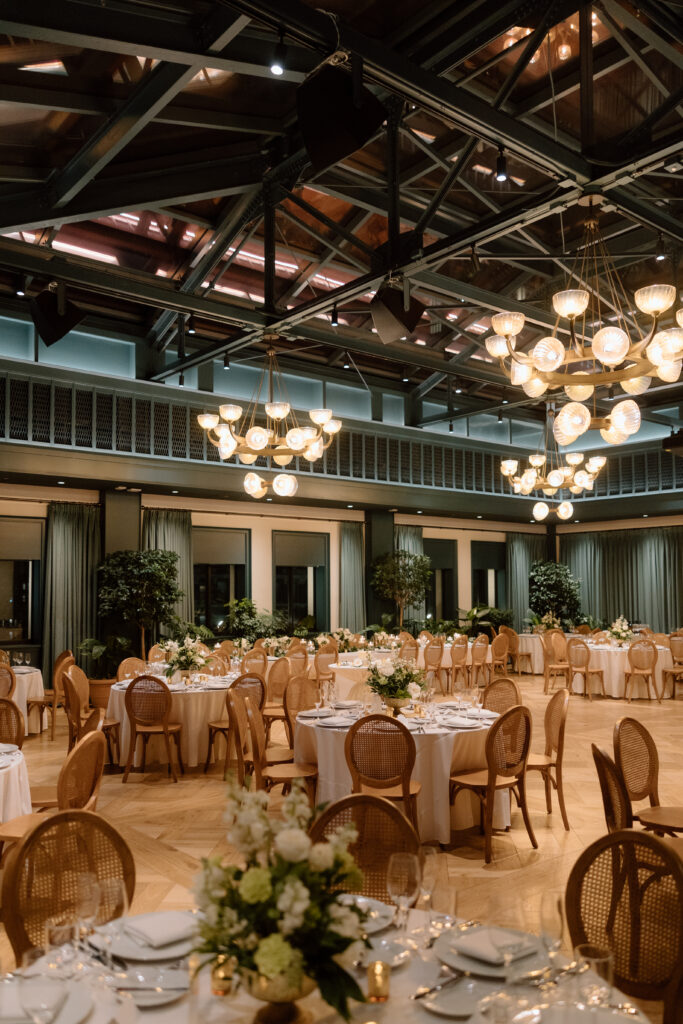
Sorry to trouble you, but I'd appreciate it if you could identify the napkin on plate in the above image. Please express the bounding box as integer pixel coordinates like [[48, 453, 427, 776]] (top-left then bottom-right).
[[476, 708, 499, 720], [396, 716, 420, 730], [124, 912, 196, 948], [315, 716, 353, 729], [450, 926, 536, 965], [12, 666, 32, 675], [439, 715, 481, 729]]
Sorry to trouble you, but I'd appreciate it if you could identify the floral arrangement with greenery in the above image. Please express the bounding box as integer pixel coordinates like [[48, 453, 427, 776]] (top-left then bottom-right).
[[158, 635, 209, 677], [607, 616, 635, 643], [369, 631, 401, 650], [315, 629, 367, 653], [366, 658, 426, 700], [261, 636, 292, 658], [193, 784, 366, 1019]]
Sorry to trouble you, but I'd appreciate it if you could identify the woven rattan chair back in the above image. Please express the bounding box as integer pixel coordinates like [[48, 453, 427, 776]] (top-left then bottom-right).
[[567, 637, 591, 670], [232, 673, 265, 711], [217, 640, 234, 660], [591, 744, 633, 832], [398, 631, 412, 643], [2, 809, 136, 963], [345, 715, 416, 792], [62, 674, 84, 750], [308, 794, 419, 901], [614, 717, 660, 806], [204, 656, 227, 676], [314, 649, 336, 682], [491, 633, 509, 659], [0, 665, 16, 700], [418, 630, 433, 643], [592, 630, 608, 642], [64, 665, 90, 714], [450, 639, 468, 667], [423, 639, 443, 670], [81, 707, 105, 736], [147, 644, 166, 661], [576, 624, 591, 635], [652, 633, 670, 647], [243, 649, 267, 676], [670, 635, 683, 664], [322, 637, 339, 653], [117, 657, 147, 681], [482, 677, 521, 714], [124, 674, 172, 728], [283, 675, 318, 740], [0, 697, 24, 748], [471, 635, 489, 666], [53, 652, 74, 698], [267, 657, 291, 702], [0, 650, 8, 666], [252, 638, 266, 649], [226, 690, 252, 778], [551, 632, 567, 661], [195, 642, 211, 656], [399, 639, 418, 663], [565, 829, 683, 1013], [57, 731, 107, 811], [628, 640, 657, 672], [287, 649, 308, 675], [244, 696, 270, 787], [544, 688, 569, 757], [485, 705, 532, 780]]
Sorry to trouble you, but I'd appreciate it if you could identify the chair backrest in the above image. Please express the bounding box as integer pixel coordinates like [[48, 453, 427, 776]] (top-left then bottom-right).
[[286, 638, 304, 653], [613, 716, 659, 807], [670, 635, 683, 664], [627, 639, 657, 671], [203, 655, 228, 676], [491, 634, 509, 660], [500, 626, 519, 654], [0, 665, 16, 700], [81, 707, 105, 737], [267, 656, 291, 701], [2, 810, 135, 963], [117, 657, 147, 681], [652, 633, 670, 649], [53, 653, 75, 698], [576, 624, 591, 635], [565, 829, 683, 1010], [344, 715, 416, 806], [196, 642, 211, 655], [399, 638, 418, 663], [287, 649, 308, 674], [64, 664, 90, 715], [567, 637, 590, 669], [482, 677, 521, 714], [423, 639, 443, 669], [217, 640, 234, 659], [231, 673, 265, 710], [551, 632, 567, 661], [418, 630, 433, 643], [0, 649, 9, 666], [62, 673, 84, 743], [0, 697, 25, 748], [147, 644, 166, 661], [322, 637, 339, 653], [252, 638, 266, 649], [226, 690, 252, 777], [591, 744, 633, 832], [471, 635, 489, 665], [243, 649, 267, 675], [543, 688, 569, 758], [283, 675, 319, 739], [244, 696, 269, 788], [124, 674, 172, 727], [314, 649, 337, 679], [592, 630, 608, 641], [57, 731, 107, 812], [308, 794, 420, 901], [484, 705, 532, 782], [398, 631, 412, 643]]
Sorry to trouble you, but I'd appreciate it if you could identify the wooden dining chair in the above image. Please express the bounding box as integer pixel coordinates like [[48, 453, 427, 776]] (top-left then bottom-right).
[[482, 676, 521, 714], [500, 627, 533, 677], [245, 697, 317, 803], [344, 715, 421, 831], [565, 830, 683, 1024], [542, 632, 569, 694], [243, 648, 267, 676], [225, 689, 292, 785], [527, 688, 570, 831], [263, 656, 290, 741], [147, 644, 166, 661], [287, 648, 308, 676], [216, 639, 234, 661], [566, 637, 605, 699], [397, 631, 412, 643], [283, 675, 319, 747], [624, 639, 660, 703], [652, 633, 671, 649], [215, 674, 268, 779], [314, 647, 336, 688], [591, 744, 634, 833], [613, 717, 683, 836], [575, 624, 592, 635], [423, 638, 445, 695], [489, 633, 509, 681], [0, 697, 25, 749], [0, 665, 16, 700], [448, 637, 469, 692], [0, 650, 9, 666], [399, 638, 419, 663], [449, 705, 537, 864], [663, 634, 683, 699], [2, 809, 136, 965], [117, 657, 147, 681], [122, 675, 184, 783], [26, 650, 73, 740], [308, 794, 420, 901], [63, 673, 119, 764], [418, 630, 434, 643], [203, 655, 228, 676], [467, 635, 490, 690]]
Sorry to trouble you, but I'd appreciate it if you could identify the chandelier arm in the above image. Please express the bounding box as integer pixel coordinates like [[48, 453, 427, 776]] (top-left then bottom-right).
[[629, 315, 659, 358]]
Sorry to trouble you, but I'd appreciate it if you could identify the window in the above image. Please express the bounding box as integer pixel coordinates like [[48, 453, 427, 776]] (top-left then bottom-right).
[[272, 531, 329, 632], [194, 564, 246, 632], [0, 560, 40, 644]]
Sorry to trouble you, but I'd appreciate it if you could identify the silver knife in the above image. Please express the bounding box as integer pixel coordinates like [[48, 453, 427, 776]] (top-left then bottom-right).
[[411, 970, 464, 1000]]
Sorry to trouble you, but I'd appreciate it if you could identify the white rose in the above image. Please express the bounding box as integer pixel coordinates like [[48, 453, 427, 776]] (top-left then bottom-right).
[[308, 842, 335, 872], [277, 878, 310, 935], [408, 681, 421, 700], [379, 661, 394, 677], [273, 828, 312, 862], [329, 903, 363, 940]]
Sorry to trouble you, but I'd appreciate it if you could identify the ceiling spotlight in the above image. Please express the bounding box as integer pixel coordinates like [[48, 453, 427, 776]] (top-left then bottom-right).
[[15, 276, 26, 298], [343, 353, 351, 370], [187, 315, 196, 335], [178, 372, 185, 387], [57, 480, 65, 485], [270, 30, 287, 76], [172, 490, 178, 494], [498, 411, 503, 423], [223, 354, 230, 370], [476, 514, 483, 519], [402, 372, 410, 382], [449, 420, 454, 432], [495, 146, 508, 182], [454, 381, 463, 394], [330, 304, 339, 327], [502, 393, 509, 404], [655, 234, 666, 262], [557, 41, 572, 61]]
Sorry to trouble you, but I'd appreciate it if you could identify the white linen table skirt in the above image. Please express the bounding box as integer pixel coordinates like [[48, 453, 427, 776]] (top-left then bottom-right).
[[0, 751, 31, 822], [294, 717, 509, 843], [332, 645, 492, 699], [517, 633, 544, 674], [106, 681, 235, 768], [11, 665, 46, 733], [570, 643, 673, 699]]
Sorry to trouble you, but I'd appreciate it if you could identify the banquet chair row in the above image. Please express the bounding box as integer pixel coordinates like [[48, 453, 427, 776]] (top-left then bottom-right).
[[498, 626, 533, 677], [26, 648, 74, 739]]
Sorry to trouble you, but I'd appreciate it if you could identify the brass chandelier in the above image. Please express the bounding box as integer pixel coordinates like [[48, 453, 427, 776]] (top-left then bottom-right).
[[197, 344, 342, 499], [486, 205, 683, 447]]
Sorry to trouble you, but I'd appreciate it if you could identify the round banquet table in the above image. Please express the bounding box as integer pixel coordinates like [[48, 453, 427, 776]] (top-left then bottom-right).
[[106, 676, 238, 768], [10, 665, 46, 733], [293, 712, 509, 843], [332, 644, 492, 699], [571, 642, 673, 699], [0, 750, 31, 822], [517, 633, 544, 674]]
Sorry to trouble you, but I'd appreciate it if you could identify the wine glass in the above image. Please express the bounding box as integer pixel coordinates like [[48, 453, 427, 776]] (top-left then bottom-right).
[[574, 943, 614, 1007], [539, 892, 564, 967], [24, 652, 31, 666], [97, 878, 129, 971], [44, 917, 79, 978], [419, 848, 439, 909], [75, 873, 101, 946], [18, 949, 67, 1024], [15, 652, 23, 666], [387, 852, 421, 944]]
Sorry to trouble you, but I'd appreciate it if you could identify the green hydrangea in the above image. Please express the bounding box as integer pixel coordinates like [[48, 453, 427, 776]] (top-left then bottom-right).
[[238, 867, 273, 904], [254, 933, 296, 979]]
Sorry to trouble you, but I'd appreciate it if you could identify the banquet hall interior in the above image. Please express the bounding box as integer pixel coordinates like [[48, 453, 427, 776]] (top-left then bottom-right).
[[0, 0, 682, 1021]]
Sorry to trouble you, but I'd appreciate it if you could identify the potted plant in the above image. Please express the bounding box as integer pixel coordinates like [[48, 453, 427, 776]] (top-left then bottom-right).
[[529, 560, 582, 630], [96, 550, 184, 657], [365, 657, 426, 714], [78, 634, 132, 708], [223, 598, 286, 645], [370, 549, 432, 629]]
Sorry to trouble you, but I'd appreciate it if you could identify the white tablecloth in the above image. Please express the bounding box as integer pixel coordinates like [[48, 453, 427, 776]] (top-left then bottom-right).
[[11, 665, 46, 733], [0, 751, 31, 822], [518, 633, 544, 674], [106, 678, 237, 768], [294, 714, 509, 843], [571, 643, 673, 699], [332, 645, 492, 699]]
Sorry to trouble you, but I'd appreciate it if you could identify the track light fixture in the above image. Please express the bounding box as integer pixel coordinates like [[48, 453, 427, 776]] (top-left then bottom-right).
[[179, 372, 185, 387], [270, 29, 287, 76], [342, 352, 351, 370], [223, 354, 230, 370], [454, 381, 463, 394], [15, 276, 26, 298], [187, 314, 196, 335], [330, 304, 339, 327], [655, 234, 666, 262], [495, 146, 508, 182]]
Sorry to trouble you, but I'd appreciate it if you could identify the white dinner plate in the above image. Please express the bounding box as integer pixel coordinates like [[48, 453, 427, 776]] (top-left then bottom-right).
[[0, 982, 93, 1024], [438, 717, 482, 730], [298, 708, 333, 718], [358, 937, 411, 969], [512, 1005, 642, 1024], [333, 700, 361, 709], [0, 743, 18, 755], [338, 894, 395, 934], [421, 976, 500, 1018], [90, 912, 197, 962], [117, 967, 190, 1008], [315, 716, 353, 729], [433, 930, 547, 980], [12, 666, 33, 675]]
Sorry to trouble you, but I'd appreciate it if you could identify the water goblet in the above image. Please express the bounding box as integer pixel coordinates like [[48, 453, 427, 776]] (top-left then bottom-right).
[[574, 943, 614, 1008], [15, 652, 23, 666], [490, 907, 528, 978], [539, 891, 564, 966], [75, 873, 101, 946], [18, 949, 67, 1024], [387, 852, 421, 946], [24, 652, 31, 666], [97, 878, 129, 972]]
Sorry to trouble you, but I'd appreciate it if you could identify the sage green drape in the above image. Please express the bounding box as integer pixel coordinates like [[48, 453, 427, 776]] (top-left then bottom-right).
[[42, 502, 101, 681], [340, 522, 366, 632], [506, 532, 546, 631], [394, 524, 425, 624], [560, 527, 683, 632], [142, 509, 194, 622]]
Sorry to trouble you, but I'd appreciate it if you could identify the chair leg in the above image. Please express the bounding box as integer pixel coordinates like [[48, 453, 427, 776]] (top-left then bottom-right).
[[51, 701, 57, 741], [555, 764, 570, 831], [122, 727, 137, 783], [203, 727, 215, 774], [483, 794, 494, 864], [175, 732, 185, 775], [543, 768, 552, 814], [162, 731, 178, 783], [517, 776, 538, 850], [141, 733, 149, 774]]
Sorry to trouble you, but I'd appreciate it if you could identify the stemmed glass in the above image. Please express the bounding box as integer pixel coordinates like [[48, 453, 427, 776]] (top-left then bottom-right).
[[44, 918, 79, 978], [387, 852, 421, 946], [574, 943, 614, 1008], [75, 873, 101, 949], [97, 878, 129, 972], [539, 892, 564, 967], [15, 652, 23, 667], [24, 652, 31, 666], [490, 906, 528, 978], [18, 949, 67, 1024]]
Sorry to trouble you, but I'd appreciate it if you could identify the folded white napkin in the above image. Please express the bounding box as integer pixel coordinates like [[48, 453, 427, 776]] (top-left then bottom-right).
[[124, 912, 196, 948], [315, 716, 353, 729], [439, 715, 481, 729], [450, 926, 536, 965], [396, 716, 419, 730], [477, 708, 499, 720]]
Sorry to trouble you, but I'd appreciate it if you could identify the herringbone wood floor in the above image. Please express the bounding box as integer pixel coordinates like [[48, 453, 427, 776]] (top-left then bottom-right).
[[4, 674, 682, 1019]]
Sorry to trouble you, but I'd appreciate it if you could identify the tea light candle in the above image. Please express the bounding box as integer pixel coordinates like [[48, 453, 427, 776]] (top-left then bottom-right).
[[367, 960, 390, 1002]]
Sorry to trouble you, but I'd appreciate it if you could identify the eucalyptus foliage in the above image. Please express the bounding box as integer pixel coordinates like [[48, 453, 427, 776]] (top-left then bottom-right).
[[371, 549, 432, 628]]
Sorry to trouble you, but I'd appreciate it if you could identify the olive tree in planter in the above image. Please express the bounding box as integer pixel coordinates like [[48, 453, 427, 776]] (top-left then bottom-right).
[[528, 560, 581, 628], [97, 550, 184, 657], [371, 549, 432, 630]]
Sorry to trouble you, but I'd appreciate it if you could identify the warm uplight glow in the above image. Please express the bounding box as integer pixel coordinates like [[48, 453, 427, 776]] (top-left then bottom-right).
[[634, 284, 676, 316], [532, 336, 565, 372], [510, 360, 533, 385], [491, 311, 525, 336], [592, 326, 629, 366], [272, 474, 298, 497], [244, 472, 268, 498], [309, 408, 332, 425], [197, 413, 219, 429], [245, 426, 269, 450], [219, 404, 242, 422], [557, 501, 573, 520], [501, 459, 518, 476], [523, 377, 548, 397], [265, 402, 290, 420], [485, 334, 513, 358], [533, 502, 549, 521], [552, 289, 589, 318]]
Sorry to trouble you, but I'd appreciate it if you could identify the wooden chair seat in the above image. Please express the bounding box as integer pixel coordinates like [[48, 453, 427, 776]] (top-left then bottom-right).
[[527, 752, 553, 768], [266, 745, 294, 764], [0, 811, 52, 843], [135, 721, 182, 735], [207, 717, 230, 732], [262, 761, 317, 784], [264, 703, 287, 719], [637, 805, 683, 835], [29, 786, 58, 810], [449, 769, 513, 790], [360, 779, 421, 801]]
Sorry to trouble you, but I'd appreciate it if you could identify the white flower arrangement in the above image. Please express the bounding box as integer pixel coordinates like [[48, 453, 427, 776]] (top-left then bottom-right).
[[539, 611, 561, 632], [260, 636, 291, 658], [366, 657, 426, 700], [158, 635, 208, 677], [608, 616, 635, 643], [193, 783, 366, 1020], [371, 631, 401, 650], [315, 629, 366, 653]]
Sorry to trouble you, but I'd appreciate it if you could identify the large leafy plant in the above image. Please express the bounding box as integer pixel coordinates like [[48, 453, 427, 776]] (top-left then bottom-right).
[[223, 598, 285, 644], [528, 560, 581, 628], [97, 549, 184, 657], [78, 634, 132, 678], [371, 549, 432, 629]]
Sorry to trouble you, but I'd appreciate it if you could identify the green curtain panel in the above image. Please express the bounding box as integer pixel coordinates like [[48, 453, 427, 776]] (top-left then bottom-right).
[[394, 524, 425, 623], [41, 502, 101, 681], [506, 532, 547, 631], [560, 527, 683, 631], [142, 509, 194, 622], [340, 522, 366, 632]]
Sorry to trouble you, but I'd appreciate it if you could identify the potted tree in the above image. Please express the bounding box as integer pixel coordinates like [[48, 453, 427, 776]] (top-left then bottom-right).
[[97, 550, 184, 657], [528, 560, 581, 630], [371, 549, 432, 630]]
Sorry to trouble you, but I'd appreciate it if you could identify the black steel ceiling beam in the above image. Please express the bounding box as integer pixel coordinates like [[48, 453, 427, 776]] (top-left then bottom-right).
[[608, 187, 683, 244], [279, 190, 377, 260], [600, 0, 683, 68]]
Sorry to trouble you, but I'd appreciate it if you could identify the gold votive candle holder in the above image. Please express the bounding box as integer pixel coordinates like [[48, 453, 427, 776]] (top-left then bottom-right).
[[367, 960, 390, 1002]]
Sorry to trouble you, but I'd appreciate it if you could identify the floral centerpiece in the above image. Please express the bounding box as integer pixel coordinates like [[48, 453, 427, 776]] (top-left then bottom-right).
[[315, 629, 366, 653], [369, 631, 401, 650], [158, 635, 209, 678], [366, 658, 426, 713], [193, 784, 366, 1021], [261, 636, 291, 658], [527, 611, 561, 633], [607, 616, 635, 645]]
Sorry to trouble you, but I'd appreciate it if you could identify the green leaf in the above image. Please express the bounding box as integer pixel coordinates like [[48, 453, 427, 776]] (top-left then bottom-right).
[[313, 960, 365, 1021]]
